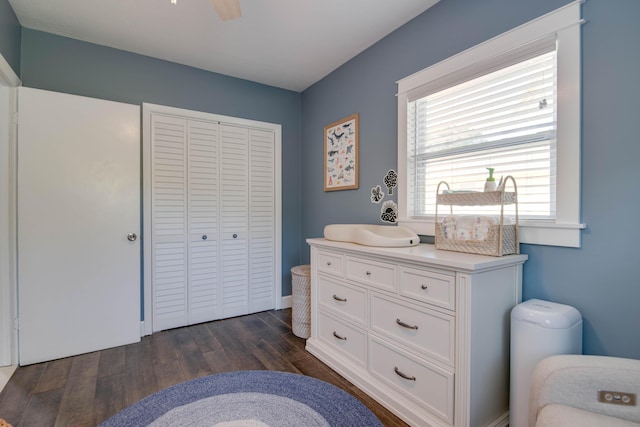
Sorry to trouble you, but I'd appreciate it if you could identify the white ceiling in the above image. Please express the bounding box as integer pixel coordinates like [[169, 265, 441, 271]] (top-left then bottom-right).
[[8, 0, 440, 92]]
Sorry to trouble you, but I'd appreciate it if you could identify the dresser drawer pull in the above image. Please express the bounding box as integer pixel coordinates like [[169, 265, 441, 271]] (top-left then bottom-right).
[[421, 284, 429, 290], [326, 261, 332, 266], [332, 294, 347, 302], [394, 366, 416, 381], [396, 318, 419, 330], [332, 331, 347, 341], [365, 271, 371, 276]]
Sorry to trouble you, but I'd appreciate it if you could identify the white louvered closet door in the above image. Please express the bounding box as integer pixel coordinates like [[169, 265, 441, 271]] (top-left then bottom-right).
[[249, 129, 276, 312], [146, 105, 279, 333], [220, 125, 250, 318], [187, 120, 220, 324], [151, 115, 189, 331], [151, 116, 222, 330]]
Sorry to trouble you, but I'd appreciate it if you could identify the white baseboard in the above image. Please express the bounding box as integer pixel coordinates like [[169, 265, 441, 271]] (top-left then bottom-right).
[[141, 321, 149, 337], [280, 295, 292, 309], [0, 365, 17, 393]]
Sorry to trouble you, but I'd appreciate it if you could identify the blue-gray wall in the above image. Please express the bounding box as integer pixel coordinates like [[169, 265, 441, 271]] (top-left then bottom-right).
[[0, 0, 21, 75], [8, 0, 640, 358], [20, 29, 303, 298], [301, 0, 640, 359]]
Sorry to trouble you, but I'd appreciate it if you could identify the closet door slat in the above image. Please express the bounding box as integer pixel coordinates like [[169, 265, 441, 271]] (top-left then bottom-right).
[[249, 129, 276, 312], [152, 115, 188, 331], [220, 125, 250, 318], [188, 120, 221, 324]]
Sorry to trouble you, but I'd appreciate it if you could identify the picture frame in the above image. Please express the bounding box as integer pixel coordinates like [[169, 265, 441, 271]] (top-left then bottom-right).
[[324, 113, 359, 191]]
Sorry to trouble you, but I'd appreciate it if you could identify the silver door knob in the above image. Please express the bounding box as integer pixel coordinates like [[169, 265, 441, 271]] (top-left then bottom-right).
[[127, 233, 137, 242]]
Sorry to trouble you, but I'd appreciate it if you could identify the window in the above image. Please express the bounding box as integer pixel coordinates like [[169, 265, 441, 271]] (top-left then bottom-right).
[[409, 47, 557, 219], [397, 1, 585, 247]]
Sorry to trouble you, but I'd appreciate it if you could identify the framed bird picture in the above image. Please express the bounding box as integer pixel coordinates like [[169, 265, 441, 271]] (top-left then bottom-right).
[[324, 113, 359, 191]]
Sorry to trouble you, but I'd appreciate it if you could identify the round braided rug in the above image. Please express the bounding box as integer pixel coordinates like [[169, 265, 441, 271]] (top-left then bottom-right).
[[100, 370, 382, 427]]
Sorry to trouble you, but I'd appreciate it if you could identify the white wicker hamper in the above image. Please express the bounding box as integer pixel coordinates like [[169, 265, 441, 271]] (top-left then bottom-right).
[[291, 264, 311, 339]]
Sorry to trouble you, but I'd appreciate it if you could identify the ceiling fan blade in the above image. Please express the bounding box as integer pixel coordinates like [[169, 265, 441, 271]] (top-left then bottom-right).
[[210, 0, 241, 21]]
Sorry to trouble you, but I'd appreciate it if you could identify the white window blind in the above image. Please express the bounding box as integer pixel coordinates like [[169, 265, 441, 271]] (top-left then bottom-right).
[[407, 48, 557, 220]]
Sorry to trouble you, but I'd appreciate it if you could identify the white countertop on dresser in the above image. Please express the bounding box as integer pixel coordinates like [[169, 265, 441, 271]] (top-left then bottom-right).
[[306, 238, 528, 272]]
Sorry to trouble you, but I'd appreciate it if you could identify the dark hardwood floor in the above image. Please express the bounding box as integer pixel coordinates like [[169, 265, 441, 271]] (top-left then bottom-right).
[[0, 309, 409, 427]]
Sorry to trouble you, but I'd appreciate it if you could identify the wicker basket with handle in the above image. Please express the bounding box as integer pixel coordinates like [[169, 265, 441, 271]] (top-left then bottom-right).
[[434, 176, 519, 256]]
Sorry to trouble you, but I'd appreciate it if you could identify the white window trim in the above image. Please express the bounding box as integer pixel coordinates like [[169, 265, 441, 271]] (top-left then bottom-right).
[[397, 0, 586, 247]]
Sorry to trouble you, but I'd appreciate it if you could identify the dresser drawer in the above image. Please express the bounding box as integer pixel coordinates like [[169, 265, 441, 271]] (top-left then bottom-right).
[[317, 250, 343, 277], [346, 256, 396, 291], [371, 294, 455, 367], [318, 310, 366, 366], [369, 335, 454, 424], [399, 266, 456, 311], [317, 275, 366, 325]]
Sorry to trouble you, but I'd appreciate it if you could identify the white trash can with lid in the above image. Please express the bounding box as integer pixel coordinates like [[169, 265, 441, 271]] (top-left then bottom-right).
[[510, 299, 582, 427]]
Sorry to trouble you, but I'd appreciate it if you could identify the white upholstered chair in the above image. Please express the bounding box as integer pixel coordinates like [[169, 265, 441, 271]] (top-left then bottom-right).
[[529, 355, 640, 426]]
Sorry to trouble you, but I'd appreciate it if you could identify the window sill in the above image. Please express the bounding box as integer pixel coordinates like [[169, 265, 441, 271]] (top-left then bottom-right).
[[398, 218, 586, 248]]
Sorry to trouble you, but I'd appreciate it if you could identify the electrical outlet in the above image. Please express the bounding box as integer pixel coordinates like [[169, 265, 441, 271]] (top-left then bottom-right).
[[598, 390, 637, 406]]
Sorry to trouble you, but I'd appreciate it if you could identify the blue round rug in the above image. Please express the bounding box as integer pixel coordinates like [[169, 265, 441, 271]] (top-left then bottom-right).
[[100, 370, 383, 426]]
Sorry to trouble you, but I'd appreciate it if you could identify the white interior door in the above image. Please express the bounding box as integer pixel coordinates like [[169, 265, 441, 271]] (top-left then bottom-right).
[[17, 87, 141, 365]]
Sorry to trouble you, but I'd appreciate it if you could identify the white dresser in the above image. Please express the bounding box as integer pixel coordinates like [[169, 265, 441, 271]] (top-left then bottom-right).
[[306, 238, 527, 427]]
